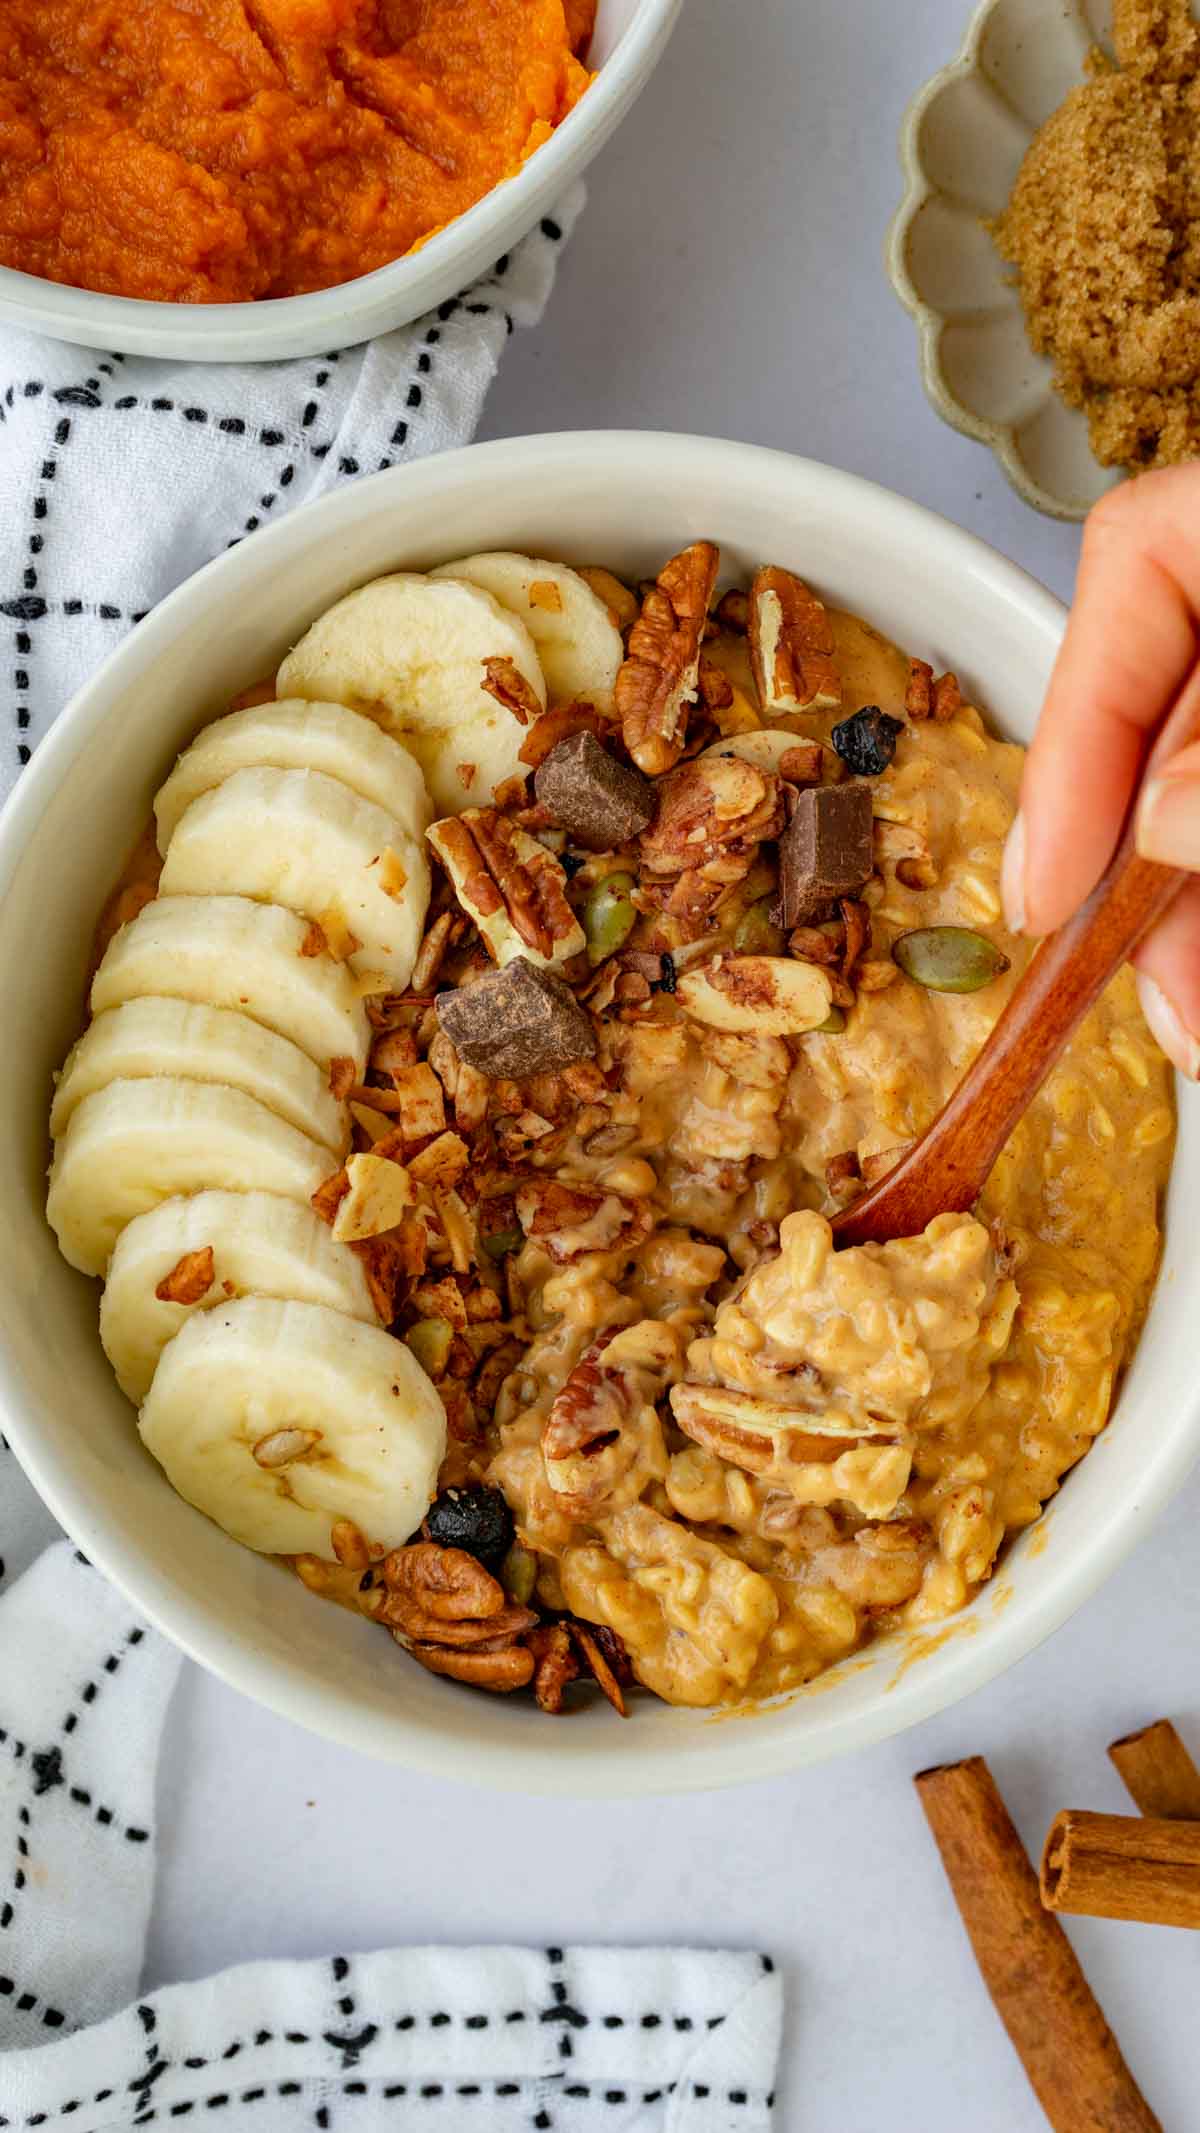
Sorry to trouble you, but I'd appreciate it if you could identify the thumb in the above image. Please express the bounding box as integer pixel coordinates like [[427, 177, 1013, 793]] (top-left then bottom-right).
[[1137, 737, 1200, 869]]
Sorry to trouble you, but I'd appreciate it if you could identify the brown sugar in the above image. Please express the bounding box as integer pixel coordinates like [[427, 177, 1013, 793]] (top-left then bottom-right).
[[991, 0, 1200, 472]]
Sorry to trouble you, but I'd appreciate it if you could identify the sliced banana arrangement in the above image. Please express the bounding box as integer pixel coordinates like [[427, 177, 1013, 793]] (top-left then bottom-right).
[[47, 677, 448, 1566], [138, 1297, 445, 1558], [159, 766, 429, 992], [154, 698, 433, 847], [430, 552, 623, 711], [101, 1190, 376, 1404], [278, 572, 547, 817]]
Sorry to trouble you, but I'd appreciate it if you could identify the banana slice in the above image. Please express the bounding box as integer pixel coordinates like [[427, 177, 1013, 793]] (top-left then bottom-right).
[[91, 895, 370, 1076], [154, 698, 433, 852], [101, 1190, 375, 1404], [158, 767, 429, 993], [138, 1295, 446, 1557], [276, 573, 546, 817], [431, 553, 623, 712], [47, 1077, 332, 1277], [51, 997, 348, 1154]]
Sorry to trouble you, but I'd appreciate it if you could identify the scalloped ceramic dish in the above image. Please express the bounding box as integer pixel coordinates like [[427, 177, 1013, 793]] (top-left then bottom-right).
[[888, 0, 1123, 521]]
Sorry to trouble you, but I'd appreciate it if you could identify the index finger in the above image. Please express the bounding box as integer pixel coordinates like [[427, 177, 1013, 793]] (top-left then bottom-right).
[[1016, 465, 1200, 936]]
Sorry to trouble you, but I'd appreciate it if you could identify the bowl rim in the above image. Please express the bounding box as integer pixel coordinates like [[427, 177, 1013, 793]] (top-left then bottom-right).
[[0, 0, 682, 363], [3, 430, 1195, 1795], [885, 0, 1115, 525]]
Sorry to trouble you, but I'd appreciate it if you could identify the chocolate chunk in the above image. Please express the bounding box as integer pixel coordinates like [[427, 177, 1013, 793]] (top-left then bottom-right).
[[533, 731, 655, 852], [776, 782, 874, 927], [436, 957, 596, 1081]]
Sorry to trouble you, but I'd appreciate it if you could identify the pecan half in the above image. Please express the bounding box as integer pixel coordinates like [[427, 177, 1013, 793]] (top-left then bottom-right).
[[616, 540, 719, 775], [669, 1382, 911, 1518], [380, 1542, 505, 1622], [428, 808, 585, 969], [405, 1641, 536, 1691], [154, 1246, 215, 1306], [748, 566, 842, 715], [529, 1623, 581, 1712]]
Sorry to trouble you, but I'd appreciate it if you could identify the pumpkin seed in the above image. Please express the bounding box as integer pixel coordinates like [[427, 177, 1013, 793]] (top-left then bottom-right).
[[583, 870, 637, 965], [404, 1317, 454, 1379], [499, 1541, 538, 1605], [815, 1006, 846, 1033], [893, 926, 1010, 993], [734, 895, 785, 956]]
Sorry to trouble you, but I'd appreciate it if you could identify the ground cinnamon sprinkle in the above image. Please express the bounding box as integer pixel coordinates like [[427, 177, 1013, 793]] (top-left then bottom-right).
[[991, 0, 1200, 473]]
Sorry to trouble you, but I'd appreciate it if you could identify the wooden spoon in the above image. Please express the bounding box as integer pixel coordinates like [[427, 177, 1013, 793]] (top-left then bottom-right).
[[831, 811, 1186, 1251]]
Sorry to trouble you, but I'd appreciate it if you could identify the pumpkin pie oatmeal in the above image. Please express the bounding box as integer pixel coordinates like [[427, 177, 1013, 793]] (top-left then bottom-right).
[[47, 543, 1174, 1714]]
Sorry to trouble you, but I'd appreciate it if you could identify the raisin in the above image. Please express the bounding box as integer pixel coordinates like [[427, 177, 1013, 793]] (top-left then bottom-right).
[[830, 706, 904, 777], [422, 1484, 515, 1567]]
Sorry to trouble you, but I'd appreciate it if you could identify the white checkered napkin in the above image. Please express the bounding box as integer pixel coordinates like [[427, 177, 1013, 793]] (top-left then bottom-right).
[[0, 1944, 781, 2132], [0, 181, 585, 799]]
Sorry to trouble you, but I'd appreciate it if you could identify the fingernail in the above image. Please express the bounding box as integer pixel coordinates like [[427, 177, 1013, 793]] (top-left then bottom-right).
[[1136, 971, 1200, 1080], [1001, 810, 1026, 933], [1137, 773, 1200, 868]]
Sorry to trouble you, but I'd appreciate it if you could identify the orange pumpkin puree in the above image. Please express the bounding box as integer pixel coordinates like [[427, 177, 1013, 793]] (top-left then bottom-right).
[[0, 0, 592, 303]]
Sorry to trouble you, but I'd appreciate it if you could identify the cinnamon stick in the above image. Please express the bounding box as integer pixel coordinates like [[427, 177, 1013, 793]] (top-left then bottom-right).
[[916, 1757, 1160, 2133], [1109, 1720, 1200, 1821], [1042, 1810, 1200, 1930]]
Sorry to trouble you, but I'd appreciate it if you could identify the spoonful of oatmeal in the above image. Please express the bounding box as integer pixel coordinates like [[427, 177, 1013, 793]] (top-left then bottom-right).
[[832, 737, 1188, 1248]]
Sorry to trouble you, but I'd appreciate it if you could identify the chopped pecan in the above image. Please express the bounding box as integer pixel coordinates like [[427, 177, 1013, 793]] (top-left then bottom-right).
[[824, 1150, 862, 1204], [639, 752, 785, 921], [516, 1178, 654, 1264], [855, 958, 901, 993], [154, 1246, 215, 1306], [860, 1141, 913, 1185], [529, 1623, 581, 1712], [518, 699, 608, 770], [482, 654, 542, 728], [328, 1054, 357, 1099], [787, 923, 841, 967], [311, 1168, 350, 1226], [410, 910, 456, 995], [905, 657, 934, 719], [698, 655, 734, 711], [616, 540, 719, 775], [353, 1218, 425, 1318], [896, 854, 938, 890], [748, 566, 841, 715], [428, 808, 585, 969], [300, 919, 328, 958], [778, 741, 824, 786], [933, 671, 963, 721], [839, 897, 870, 983], [542, 1324, 670, 1515]]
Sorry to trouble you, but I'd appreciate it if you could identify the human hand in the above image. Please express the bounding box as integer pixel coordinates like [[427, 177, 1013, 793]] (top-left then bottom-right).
[[1001, 464, 1200, 1079]]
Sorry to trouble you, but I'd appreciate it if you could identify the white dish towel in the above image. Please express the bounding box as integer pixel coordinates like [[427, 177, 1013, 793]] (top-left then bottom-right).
[[0, 182, 584, 799], [0, 200, 783, 2131]]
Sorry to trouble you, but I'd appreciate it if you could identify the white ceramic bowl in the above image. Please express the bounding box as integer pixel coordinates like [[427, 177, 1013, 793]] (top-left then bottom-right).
[[2, 433, 1195, 1795], [888, 0, 1121, 521], [0, 0, 679, 363]]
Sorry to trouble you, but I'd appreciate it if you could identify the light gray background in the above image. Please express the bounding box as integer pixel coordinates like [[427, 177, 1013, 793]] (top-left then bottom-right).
[[147, 4, 1200, 2126]]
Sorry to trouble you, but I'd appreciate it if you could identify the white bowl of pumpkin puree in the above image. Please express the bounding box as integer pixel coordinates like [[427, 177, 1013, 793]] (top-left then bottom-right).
[[0, 0, 680, 360]]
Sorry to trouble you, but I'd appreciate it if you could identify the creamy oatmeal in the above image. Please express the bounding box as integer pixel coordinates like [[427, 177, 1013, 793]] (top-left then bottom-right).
[[50, 544, 1173, 1716]]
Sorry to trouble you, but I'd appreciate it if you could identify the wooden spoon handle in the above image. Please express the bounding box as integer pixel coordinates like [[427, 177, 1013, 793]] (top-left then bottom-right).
[[831, 825, 1185, 1248]]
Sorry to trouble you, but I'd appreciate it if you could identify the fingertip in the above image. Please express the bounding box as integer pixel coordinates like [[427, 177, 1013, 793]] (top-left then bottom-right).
[[1135, 969, 1200, 1081], [1000, 810, 1026, 934]]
